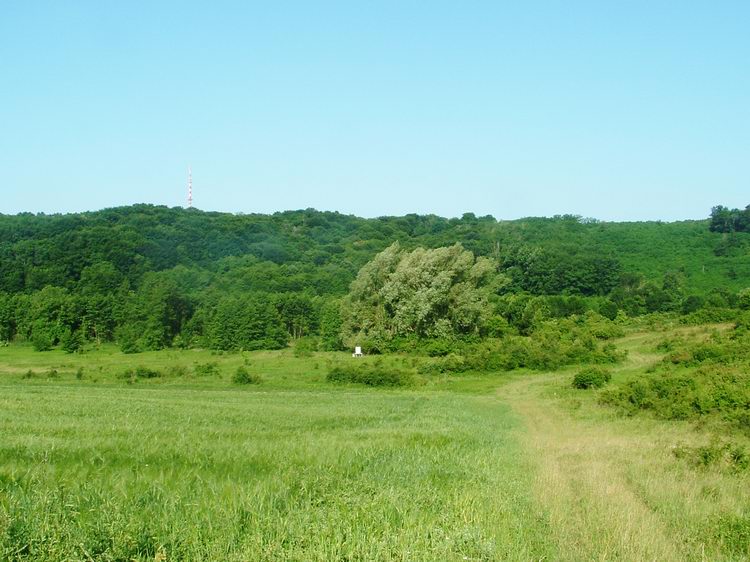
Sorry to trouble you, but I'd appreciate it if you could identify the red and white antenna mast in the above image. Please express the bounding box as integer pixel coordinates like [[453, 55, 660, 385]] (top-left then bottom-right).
[[187, 166, 193, 208]]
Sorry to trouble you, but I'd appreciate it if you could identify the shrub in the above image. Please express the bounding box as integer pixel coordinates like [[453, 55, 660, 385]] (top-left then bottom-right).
[[326, 364, 414, 387], [193, 362, 220, 377], [293, 337, 318, 357], [61, 330, 84, 354], [116, 325, 142, 354], [32, 331, 53, 352], [424, 339, 455, 357], [166, 365, 189, 377], [232, 366, 262, 385], [134, 366, 161, 379], [572, 367, 612, 389], [673, 441, 749, 472], [119, 366, 162, 381], [600, 364, 750, 428]]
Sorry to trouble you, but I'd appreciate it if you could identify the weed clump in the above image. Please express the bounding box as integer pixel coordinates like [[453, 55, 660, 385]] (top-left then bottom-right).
[[326, 364, 414, 387], [572, 367, 612, 389], [166, 365, 189, 377], [714, 513, 750, 556], [119, 366, 162, 382], [232, 366, 262, 385], [31, 332, 53, 352], [424, 339, 454, 357], [194, 362, 220, 377], [293, 337, 318, 357], [673, 441, 749, 472]]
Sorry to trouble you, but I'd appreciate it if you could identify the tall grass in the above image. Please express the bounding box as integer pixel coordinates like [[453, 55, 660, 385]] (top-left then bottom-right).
[[0, 354, 552, 561]]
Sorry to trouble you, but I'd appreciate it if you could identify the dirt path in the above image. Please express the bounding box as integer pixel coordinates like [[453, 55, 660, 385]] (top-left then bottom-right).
[[500, 374, 698, 561]]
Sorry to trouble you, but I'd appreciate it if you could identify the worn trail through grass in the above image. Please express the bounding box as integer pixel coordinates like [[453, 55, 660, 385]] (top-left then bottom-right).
[[498, 326, 750, 561]]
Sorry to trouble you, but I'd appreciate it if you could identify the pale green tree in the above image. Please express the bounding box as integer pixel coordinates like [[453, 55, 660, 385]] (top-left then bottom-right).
[[341, 243, 505, 347]]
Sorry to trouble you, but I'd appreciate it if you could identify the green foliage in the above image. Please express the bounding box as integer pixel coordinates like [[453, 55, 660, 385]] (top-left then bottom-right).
[[2, 204, 750, 354], [714, 513, 750, 556], [60, 329, 84, 354], [709, 205, 750, 233], [598, 299, 619, 320], [116, 324, 142, 354], [232, 366, 262, 385], [293, 336, 318, 357], [318, 299, 344, 351], [342, 243, 501, 345], [424, 339, 455, 357], [193, 362, 220, 377], [207, 297, 288, 351], [420, 315, 625, 374], [602, 326, 750, 429], [166, 364, 189, 377], [31, 331, 53, 352], [120, 366, 162, 381], [738, 288, 750, 310], [326, 363, 415, 387], [673, 441, 749, 472], [572, 367, 612, 390]]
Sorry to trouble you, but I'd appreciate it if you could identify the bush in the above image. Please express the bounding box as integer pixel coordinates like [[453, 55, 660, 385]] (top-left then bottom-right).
[[600, 361, 750, 428], [193, 362, 220, 377], [116, 325, 142, 354], [326, 364, 414, 387], [232, 366, 262, 385], [119, 366, 162, 381], [673, 441, 749, 472], [572, 367, 612, 389], [32, 331, 53, 352], [293, 337, 318, 357], [166, 365, 189, 377], [424, 339, 455, 357], [61, 330, 84, 354], [134, 366, 161, 379]]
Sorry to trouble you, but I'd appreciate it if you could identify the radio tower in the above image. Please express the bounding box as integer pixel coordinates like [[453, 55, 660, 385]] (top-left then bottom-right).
[[187, 166, 193, 208]]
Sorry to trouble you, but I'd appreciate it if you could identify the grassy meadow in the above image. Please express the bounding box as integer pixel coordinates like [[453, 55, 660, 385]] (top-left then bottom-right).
[[1, 326, 750, 561]]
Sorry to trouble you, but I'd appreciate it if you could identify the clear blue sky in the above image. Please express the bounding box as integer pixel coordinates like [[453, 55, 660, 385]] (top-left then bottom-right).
[[1, 1, 748, 221]]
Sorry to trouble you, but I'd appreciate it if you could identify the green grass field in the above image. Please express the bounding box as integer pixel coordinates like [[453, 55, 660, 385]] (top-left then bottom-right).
[[1, 328, 749, 561]]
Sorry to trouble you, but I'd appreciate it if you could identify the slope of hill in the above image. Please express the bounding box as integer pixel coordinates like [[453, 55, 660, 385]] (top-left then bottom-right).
[[1, 204, 748, 294], [0, 205, 748, 351]]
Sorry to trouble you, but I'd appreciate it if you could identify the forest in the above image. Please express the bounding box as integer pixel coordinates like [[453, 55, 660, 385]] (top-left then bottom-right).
[[0, 204, 749, 355]]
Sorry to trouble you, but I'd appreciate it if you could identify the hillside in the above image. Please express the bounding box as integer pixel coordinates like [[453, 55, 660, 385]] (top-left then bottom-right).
[[1, 205, 748, 351], [1, 204, 748, 294]]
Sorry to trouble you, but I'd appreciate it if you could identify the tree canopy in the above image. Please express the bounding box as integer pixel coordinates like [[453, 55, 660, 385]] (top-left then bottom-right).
[[0, 203, 748, 352]]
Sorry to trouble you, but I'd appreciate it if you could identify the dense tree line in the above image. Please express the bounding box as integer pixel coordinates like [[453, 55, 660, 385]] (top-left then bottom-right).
[[0, 204, 748, 352], [709, 205, 750, 233]]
